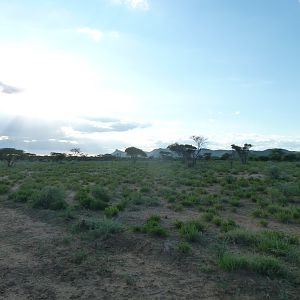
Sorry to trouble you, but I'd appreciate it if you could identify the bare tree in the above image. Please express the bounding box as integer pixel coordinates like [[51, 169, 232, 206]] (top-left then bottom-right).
[[191, 135, 208, 165], [70, 148, 81, 156]]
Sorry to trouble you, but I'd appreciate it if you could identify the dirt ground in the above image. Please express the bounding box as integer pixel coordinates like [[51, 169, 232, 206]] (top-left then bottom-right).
[[0, 204, 226, 300]]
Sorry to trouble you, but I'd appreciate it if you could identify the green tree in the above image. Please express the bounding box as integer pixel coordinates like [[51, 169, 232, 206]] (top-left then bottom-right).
[[231, 144, 252, 164], [50, 152, 67, 162], [167, 143, 197, 166], [270, 149, 285, 161], [125, 147, 147, 161], [191, 135, 208, 165], [0, 148, 25, 167]]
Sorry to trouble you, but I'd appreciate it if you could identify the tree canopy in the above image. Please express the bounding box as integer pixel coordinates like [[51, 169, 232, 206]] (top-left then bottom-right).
[[0, 148, 25, 167], [125, 147, 147, 160], [231, 143, 252, 164]]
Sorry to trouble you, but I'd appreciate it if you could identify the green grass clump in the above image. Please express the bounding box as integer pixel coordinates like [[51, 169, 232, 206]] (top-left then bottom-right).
[[30, 186, 67, 210], [176, 241, 192, 254], [134, 215, 168, 237], [104, 206, 119, 218], [143, 215, 168, 237], [212, 216, 222, 226], [73, 218, 123, 239], [0, 183, 9, 195], [9, 185, 37, 203], [220, 219, 238, 232], [218, 252, 287, 278], [179, 220, 206, 242], [76, 189, 108, 210], [223, 228, 299, 262], [91, 186, 110, 202]]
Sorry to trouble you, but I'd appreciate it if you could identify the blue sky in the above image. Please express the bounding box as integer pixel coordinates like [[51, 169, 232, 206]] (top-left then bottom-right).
[[0, 0, 300, 154]]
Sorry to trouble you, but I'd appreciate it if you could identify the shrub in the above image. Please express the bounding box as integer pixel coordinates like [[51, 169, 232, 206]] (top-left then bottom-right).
[[179, 220, 206, 242], [116, 199, 129, 211], [220, 219, 237, 232], [177, 241, 192, 254], [252, 208, 269, 218], [76, 190, 108, 210], [104, 206, 119, 218], [10, 186, 36, 203], [76, 190, 93, 208], [259, 220, 268, 227], [90, 198, 108, 210], [229, 198, 241, 207], [0, 184, 9, 195], [174, 219, 184, 229], [30, 186, 67, 210], [73, 218, 123, 239], [267, 165, 281, 179], [91, 186, 110, 202], [142, 215, 168, 237]]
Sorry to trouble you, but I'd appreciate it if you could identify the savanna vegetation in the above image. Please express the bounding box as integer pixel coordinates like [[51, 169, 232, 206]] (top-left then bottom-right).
[[0, 147, 300, 299]]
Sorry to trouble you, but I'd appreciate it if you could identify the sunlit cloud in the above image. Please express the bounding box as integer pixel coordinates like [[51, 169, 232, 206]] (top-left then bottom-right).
[[0, 45, 139, 119]]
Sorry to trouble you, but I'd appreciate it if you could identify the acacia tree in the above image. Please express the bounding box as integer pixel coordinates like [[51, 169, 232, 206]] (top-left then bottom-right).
[[70, 148, 81, 157], [0, 148, 25, 167], [191, 135, 208, 165], [125, 147, 147, 161], [167, 143, 197, 166], [50, 152, 67, 162], [231, 143, 252, 164]]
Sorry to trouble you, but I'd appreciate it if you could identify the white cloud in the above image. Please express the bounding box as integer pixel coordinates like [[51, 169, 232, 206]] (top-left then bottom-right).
[[208, 132, 300, 151], [77, 27, 104, 41], [77, 27, 120, 42], [0, 136, 9, 141], [112, 0, 149, 10]]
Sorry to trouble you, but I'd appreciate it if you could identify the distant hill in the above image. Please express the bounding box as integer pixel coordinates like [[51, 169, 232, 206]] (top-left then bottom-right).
[[111, 148, 298, 159]]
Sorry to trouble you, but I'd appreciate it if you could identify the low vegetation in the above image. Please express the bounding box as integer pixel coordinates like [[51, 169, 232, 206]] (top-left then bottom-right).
[[0, 157, 300, 299]]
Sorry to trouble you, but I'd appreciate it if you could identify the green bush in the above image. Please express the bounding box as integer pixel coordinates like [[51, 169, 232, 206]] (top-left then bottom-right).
[[220, 219, 237, 232], [30, 186, 67, 210], [76, 190, 108, 210], [177, 241, 191, 253], [73, 218, 123, 239], [76, 190, 93, 208], [104, 206, 119, 218], [10, 187, 36, 203], [179, 220, 206, 242], [134, 215, 168, 237], [267, 165, 281, 179], [0, 184, 9, 195], [143, 215, 167, 237], [90, 198, 108, 210], [91, 186, 110, 202]]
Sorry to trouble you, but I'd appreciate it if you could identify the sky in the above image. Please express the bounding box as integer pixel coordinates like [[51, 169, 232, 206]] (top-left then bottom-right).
[[0, 0, 300, 154]]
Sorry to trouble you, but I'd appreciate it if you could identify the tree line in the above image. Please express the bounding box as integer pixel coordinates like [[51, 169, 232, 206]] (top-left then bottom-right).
[[0, 137, 299, 167]]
